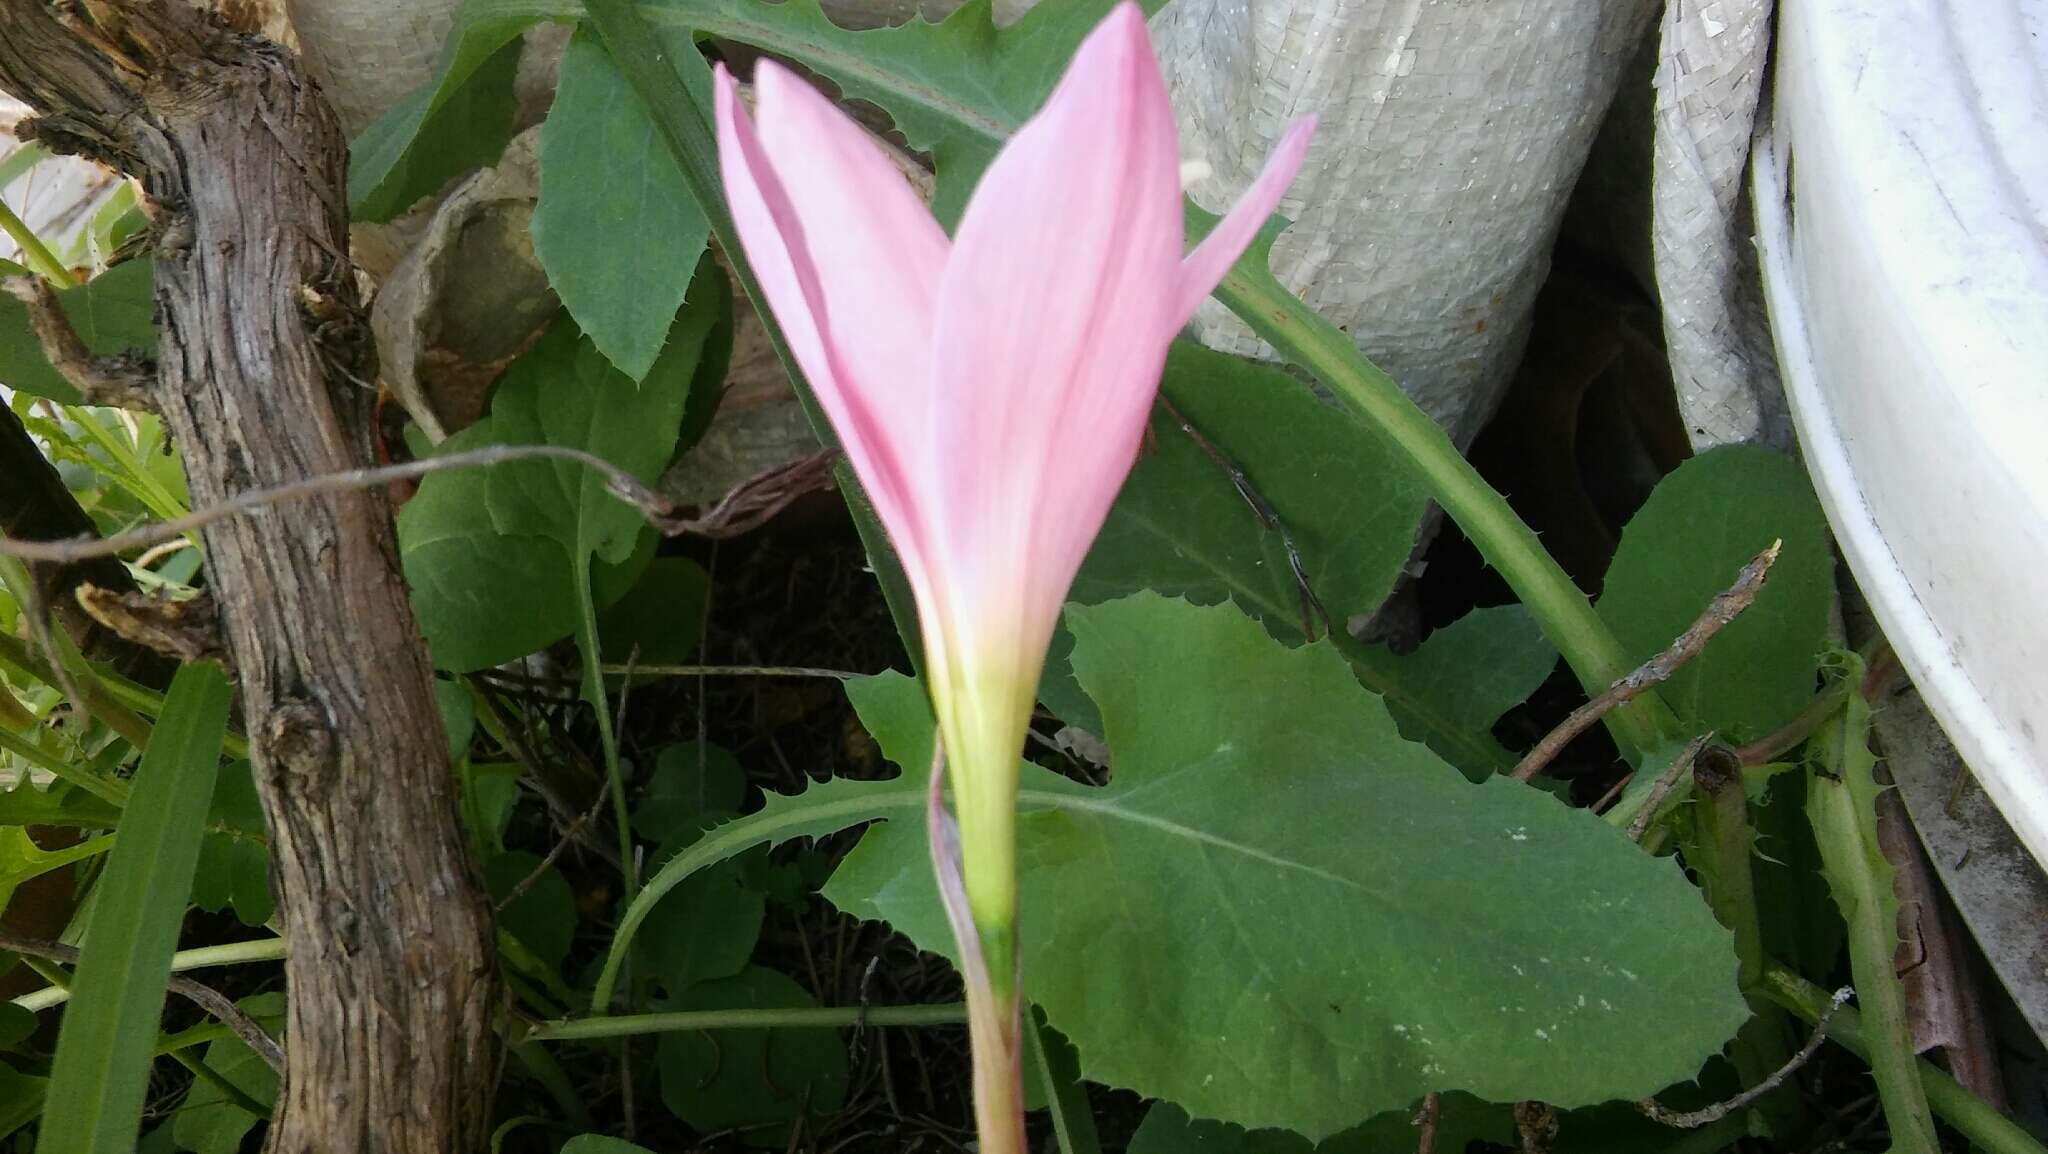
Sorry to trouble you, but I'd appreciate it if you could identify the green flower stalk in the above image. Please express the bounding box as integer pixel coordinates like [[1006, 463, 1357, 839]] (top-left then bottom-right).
[[712, 8, 1313, 1148]]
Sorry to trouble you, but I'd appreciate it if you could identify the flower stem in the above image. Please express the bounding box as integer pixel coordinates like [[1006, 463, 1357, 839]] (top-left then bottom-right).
[[926, 745, 1028, 1154], [1202, 226, 1674, 758]]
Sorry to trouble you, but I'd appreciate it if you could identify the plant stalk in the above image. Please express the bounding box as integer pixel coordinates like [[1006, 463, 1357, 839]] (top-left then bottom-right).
[[524, 1002, 967, 1042], [1689, 747, 1797, 1126], [1203, 233, 1673, 757], [0, 197, 72, 285], [1806, 694, 1940, 1154], [1762, 965, 2045, 1154]]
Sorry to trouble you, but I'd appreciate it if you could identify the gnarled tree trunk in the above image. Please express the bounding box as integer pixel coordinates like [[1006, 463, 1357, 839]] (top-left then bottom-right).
[[0, 4, 499, 1152]]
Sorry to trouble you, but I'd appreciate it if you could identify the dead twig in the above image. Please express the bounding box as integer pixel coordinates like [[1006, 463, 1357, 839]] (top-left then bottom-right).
[[1636, 987, 1853, 1127], [0, 444, 679, 565], [1413, 1090, 1441, 1154], [0, 929, 284, 1071], [1625, 732, 1715, 843], [75, 582, 225, 663], [0, 274, 157, 411], [1513, 542, 1780, 783], [674, 449, 838, 539], [1513, 1100, 1558, 1154]]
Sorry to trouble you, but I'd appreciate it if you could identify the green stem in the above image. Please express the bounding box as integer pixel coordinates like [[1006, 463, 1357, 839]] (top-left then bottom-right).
[[510, 1041, 594, 1130], [572, 569, 635, 903], [14, 936, 284, 1013], [1690, 753, 1797, 1126], [525, 1002, 966, 1042], [0, 143, 53, 191], [0, 198, 72, 285], [1203, 239, 1672, 758], [1806, 696, 1940, 1154], [0, 726, 130, 806], [1762, 965, 2045, 1154]]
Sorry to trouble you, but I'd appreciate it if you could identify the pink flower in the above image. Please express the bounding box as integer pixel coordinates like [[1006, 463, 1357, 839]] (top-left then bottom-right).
[[714, 6, 1310, 1148]]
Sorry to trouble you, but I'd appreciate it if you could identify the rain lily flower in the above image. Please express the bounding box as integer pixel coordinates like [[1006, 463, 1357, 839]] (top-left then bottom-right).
[[715, 5, 1311, 1148]]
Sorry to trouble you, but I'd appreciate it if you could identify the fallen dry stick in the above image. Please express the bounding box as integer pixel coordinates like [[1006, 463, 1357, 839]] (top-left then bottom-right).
[[1512, 541, 1780, 783]]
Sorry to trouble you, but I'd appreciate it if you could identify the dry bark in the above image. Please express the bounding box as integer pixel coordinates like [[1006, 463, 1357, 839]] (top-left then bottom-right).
[[0, 4, 498, 1152]]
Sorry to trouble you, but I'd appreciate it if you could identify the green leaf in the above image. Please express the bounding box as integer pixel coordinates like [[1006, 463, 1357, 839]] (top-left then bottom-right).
[[0, 779, 121, 829], [398, 266, 723, 671], [0, 260, 156, 403], [637, 856, 763, 994], [534, 27, 712, 379], [398, 420, 583, 672], [1128, 1096, 1512, 1154], [0, 827, 111, 915], [632, 740, 746, 842], [653, 965, 848, 1143], [0, 1063, 47, 1143], [560, 1138, 658, 1154], [1597, 446, 1832, 742], [191, 762, 273, 928], [597, 557, 712, 672], [1046, 342, 1445, 747], [1373, 605, 1558, 780], [437, 679, 478, 762], [825, 595, 1747, 1139], [487, 852, 579, 972], [348, 2, 545, 221], [632, 0, 1144, 222], [1072, 343, 1428, 641], [0, 1004, 37, 1050], [41, 662, 232, 1154], [169, 995, 284, 1154]]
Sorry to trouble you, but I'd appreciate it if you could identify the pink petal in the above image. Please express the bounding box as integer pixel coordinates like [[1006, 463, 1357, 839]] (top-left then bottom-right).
[[714, 64, 942, 580], [752, 61, 950, 462], [926, 1, 1184, 655], [1173, 116, 1316, 321]]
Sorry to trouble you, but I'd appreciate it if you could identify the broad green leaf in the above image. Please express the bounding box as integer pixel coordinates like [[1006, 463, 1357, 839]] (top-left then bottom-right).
[[1597, 446, 1831, 742], [349, 1, 550, 220], [1128, 1097, 1512, 1154], [0, 260, 155, 403], [487, 852, 579, 972], [592, 770, 920, 1010], [0, 1063, 46, 1143], [191, 762, 272, 928], [436, 679, 478, 762], [597, 557, 712, 672], [825, 594, 1747, 1139], [1373, 604, 1558, 780], [0, 827, 112, 915], [561, 1138, 658, 1154], [398, 419, 582, 671], [169, 994, 284, 1154], [534, 27, 711, 379], [398, 265, 723, 671], [0, 1004, 37, 1050], [653, 966, 849, 1143], [630, 0, 1148, 222], [42, 662, 231, 1154], [637, 856, 763, 994], [0, 779, 120, 829], [1073, 343, 1428, 642], [1049, 342, 1488, 763], [632, 740, 746, 842]]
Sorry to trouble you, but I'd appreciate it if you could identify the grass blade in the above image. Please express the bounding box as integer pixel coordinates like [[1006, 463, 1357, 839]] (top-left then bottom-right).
[[39, 662, 233, 1154]]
